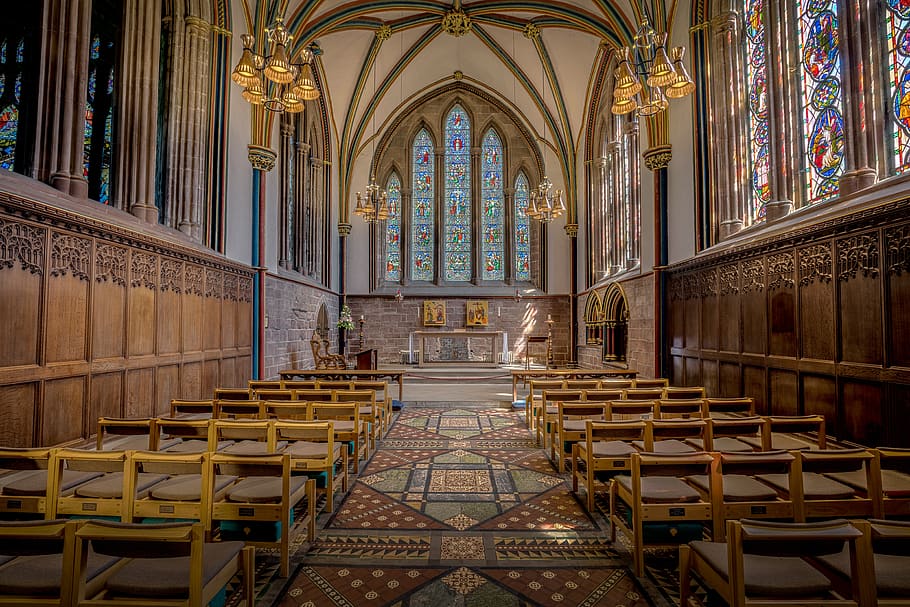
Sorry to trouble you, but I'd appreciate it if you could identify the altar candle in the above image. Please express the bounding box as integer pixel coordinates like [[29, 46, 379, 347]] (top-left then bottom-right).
[[360, 315, 364, 322], [547, 314, 553, 322]]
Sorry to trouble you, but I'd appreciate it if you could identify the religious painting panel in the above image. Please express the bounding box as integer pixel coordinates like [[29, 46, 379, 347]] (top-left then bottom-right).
[[466, 300, 489, 326], [423, 300, 446, 326]]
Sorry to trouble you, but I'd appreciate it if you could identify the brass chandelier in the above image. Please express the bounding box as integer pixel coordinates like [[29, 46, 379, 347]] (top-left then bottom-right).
[[526, 175, 566, 223], [353, 175, 390, 223], [230, 17, 320, 114], [611, 19, 694, 116]]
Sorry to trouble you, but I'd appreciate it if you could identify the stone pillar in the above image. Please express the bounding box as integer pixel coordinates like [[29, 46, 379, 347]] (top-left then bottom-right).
[[34, 0, 92, 198], [294, 140, 310, 272], [592, 156, 608, 281], [765, 0, 798, 218], [113, 0, 162, 222], [503, 186, 515, 283], [624, 117, 641, 267], [277, 119, 294, 269], [400, 187, 412, 285], [644, 145, 672, 377], [470, 146, 481, 283], [311, 156, 325, 281], [434, 146, 446, 283], [606, 140, 621, 274], [837, 0, 879, 194]]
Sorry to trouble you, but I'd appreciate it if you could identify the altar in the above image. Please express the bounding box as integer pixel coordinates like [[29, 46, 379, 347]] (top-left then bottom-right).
[[413, 330, 503, 368]]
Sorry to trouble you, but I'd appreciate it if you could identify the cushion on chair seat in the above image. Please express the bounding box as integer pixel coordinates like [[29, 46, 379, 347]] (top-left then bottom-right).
[[329, 421, 356, 432], [591, 441, 637, 457], [562, 420, 596, 432], [824, 469, 910, 498], [164, 440, 232, 454], [221, 440, 287, 455], [0, 550, 119, 596], [632, 439, 696, 454], [757, 472, 855, 500], [740, 433, 816, 451], [816, 547, 910, 597], [102, 435, 154, 451], [687, 474, 779, 502], [149, 474, 237, 502], [615, 475, 701, 503], [285, 441, 336, 459], [75, 472, 168, 499], [3, 469, 103, 496], [687, 437, 754, 452], [690, 540, 832, 597], [226, 475, 309, 503], [102, 541, 245, 598]]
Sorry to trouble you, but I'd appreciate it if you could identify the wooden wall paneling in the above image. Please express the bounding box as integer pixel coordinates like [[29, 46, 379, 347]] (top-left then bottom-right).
[[220, 357, 236, 388], [204, 269, 222, 351], [0, 383, 37, 447], [768, 369, 798, 416], [155, 364, 180, 416], [669, 276, 684, 349], [885, 224, 910, 367], [672, 355, 684, 385], [89, 372, 124, 428], [42, 376, 85, 445], [683, 274, 700, 349], [841, 380, 882, 446], [685, 356, 701, 386], [743, 365, 767, 414], [740, 258, 767, 355], [237, 278, 253, 348], [700, 269, 719, 351], [837, 233, 883, 365], [222, 273, 237, 349], [801, 374, 837, 434], [797, 243, 835, 360], [45, 233, 91, 363], [718, 263, 740, 352], [157, 259, 183, 355], [127, 252, 158, 356], [182, 361, 203, 399], [768, 251, 797, 358], [236, 356, 252, 382], [202, 359, 220, 396], [183, 265, 204, 352], [92, 244, 128, 359], [125, 368, 155, 418], [701, 359, 718, 396], [718, 362, 741, 396], [882, 383, 910, 447], [0, 219, 45, 367]]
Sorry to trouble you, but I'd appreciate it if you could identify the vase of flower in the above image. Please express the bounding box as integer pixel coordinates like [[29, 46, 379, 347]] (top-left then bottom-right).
[[337, 305, 354, 355]]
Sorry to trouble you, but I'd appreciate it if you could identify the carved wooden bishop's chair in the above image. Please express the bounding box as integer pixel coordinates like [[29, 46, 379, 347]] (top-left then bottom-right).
[[310, 331, 346, 369]]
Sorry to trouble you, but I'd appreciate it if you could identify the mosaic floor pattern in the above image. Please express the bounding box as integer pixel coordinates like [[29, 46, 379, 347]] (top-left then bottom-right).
[[270, 405, 678, 607]]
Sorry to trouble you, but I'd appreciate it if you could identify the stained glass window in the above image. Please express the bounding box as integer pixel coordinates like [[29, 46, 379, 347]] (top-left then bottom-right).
[[0, 7, 40, 175], [385, 172, 402, 282], [411, 128, 435, 281], [885, 0, 910, 174], [797, 0, 844, 203], [744, 0, 770, 221], [444, 105, 472, 281], [480, 129, 504, 281], [514, 172, 531, 282], [84, 30, 117, 205], [0, 39, 23, 172]]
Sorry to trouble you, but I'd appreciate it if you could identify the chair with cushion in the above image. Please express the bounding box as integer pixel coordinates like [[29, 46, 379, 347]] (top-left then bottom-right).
[[168, 400, 215, 420], [209, 452, 314, 577], [308, 402, 365, 474], [679, 518, 870, 607], [317, 380, 354, 391], [822, 448, 910, 519], [635, 419, 709, 455], [599, 379, 635, 390], [582, 388, 625, 403], [248, 380, 282, 391], [335, 389, 381, 456], [96, 418, 179, 452], [739, 414, 826, 451], [572, 420, 647, 512], [72, 520, 254, 607], [631, 378, 668, 389], [252, 388, 296, 401], [623, 387, 667, 401], [281, 380, 318, 390], [156, 418, 221, 454], [214, 399, 264, 420], [555, 401, 610, 472], [687, 416, 769, 453], [607, 399, 656, 421], [294, 389, 335, 403], [610, 450, 716, 576], [211, 419, 282, 455], [273, 420, 347, 513], [524, 379, 565, 430], [351, 380, 392, 437], [663, 386, 706, 400], [0, 447, 99, 520], [564, 379, 601, 391], [654, 399, 707, 420], [213, 388, 251, 401], [538, 388, 584, 455], [704, 397, 755, 418], [263, 400, 311, 421]]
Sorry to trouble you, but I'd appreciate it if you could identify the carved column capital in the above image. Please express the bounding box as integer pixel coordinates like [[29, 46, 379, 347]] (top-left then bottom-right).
[[248, 145, 277, 172], [184, 16, 211, 34], [337, 222, 352, 237], [564, 223, 579, 238], [711, 11, 739, 35], [643, 145, 672, 171]]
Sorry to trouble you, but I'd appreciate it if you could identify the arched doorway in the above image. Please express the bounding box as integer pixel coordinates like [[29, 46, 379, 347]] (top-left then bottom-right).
[[602, 284, 628, 363]]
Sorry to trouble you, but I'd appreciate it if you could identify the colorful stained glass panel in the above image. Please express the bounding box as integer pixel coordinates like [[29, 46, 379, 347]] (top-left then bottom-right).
[[514, 172, 531, 281], [480, 129, 504, 280], [886, 2, 910, 173], [411, 129, 435, 281], [744, 0, 770, 220], [444, 105, 471, 281], [84, 35, 116, 205], [385, 173, 402, 282]]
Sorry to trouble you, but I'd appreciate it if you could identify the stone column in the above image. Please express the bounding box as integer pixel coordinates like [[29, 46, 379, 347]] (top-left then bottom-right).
[[277, 119, 294, 269], [34, 0, 92, 197], [470, 146, 481, 283], [606, 140, 621, 274], [311, 156, 325, 281], [113, 0, 162, 222], [434, 146, 445, 284], [592, 156, 608, 281], [764, 0, 798, 218], [624, 117, 641, 267], [503, 186, 515, 283], [837, 0, 880, 194], [400, 187, 412, 285], [294, 141, 310, 272]]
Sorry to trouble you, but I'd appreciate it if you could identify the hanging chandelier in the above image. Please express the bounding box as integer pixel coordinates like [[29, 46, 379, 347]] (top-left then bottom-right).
[[525, 175, 566, 223], [230, 17, 320, 114], [354, 175, 390, 223], [611, 19, 694, 116]]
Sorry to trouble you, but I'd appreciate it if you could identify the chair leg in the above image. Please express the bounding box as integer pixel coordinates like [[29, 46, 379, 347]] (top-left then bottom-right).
[[307, 479, 317, 542], [325, 469, 335, 514], [242, 546, 256, 607], [678, 545, 691, 607]]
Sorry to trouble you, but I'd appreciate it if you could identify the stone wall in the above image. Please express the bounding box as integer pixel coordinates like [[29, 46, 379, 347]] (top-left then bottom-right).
[[623, 273, 656, 378]]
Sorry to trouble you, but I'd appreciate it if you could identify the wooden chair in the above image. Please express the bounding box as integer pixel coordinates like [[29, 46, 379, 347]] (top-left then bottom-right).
[[168, 400, 215, 419], [554, 401, 610, 472], [820, 447, 910, 520], [308, 402, 365, 474], [606, 399, 656, 421], [72, 520, 254, 607], [582, 388, 624, 403], [687, 416, 769, 453], [155, 417, 220, 454], [539, 389, 584, 458], [281, 380, 318, 390], [0, 447, 97, 520], [632, 378, 668, 389], [214, 399, 264, 420], [263, 400, 311, 421], [524, 379, 565, 430], [294, 389, 335, 403], [679, 518, 870, 607], [622, 387, 666, 401], [335, 389, 380, 456], [572, 420, 646, 512], [310, 331, 346, 369], [96, 418, 178, 451], [248, 380, 282, 391], [210, 419, 281, 455], [663, 386, 706, 400], [654, 398, 707, 419], [598, 379, 635, 390], [610, 451, 715, 576], [352, 380, 392, 437], [273, 420, 348, 514], [252, 388, 296, 401], [317, 380, 354, 391], [209, 452, 314, 577], [739, 414, 826, 451], [564, 379, 600, 390], [704, 397, 755, 418], [213, 388, 251, 401], [638, 418, 709, 454]]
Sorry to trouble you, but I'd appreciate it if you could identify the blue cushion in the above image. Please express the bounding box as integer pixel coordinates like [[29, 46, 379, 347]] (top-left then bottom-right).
[[391, 400, 404, 411], [512, 400, 526, 410]]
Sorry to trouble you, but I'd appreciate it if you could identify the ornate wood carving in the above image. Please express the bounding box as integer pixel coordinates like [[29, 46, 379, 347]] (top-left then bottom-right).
[[130, 252, 158, 290], [160, 259, 183, 294], [682, 273, 699, 300], [0, 218, 44, 275], [205, 269, 222, 298], [50, 232, 90, 281], [700, 268, 718, 297], [719, 264, 739, 296], [885, 225, 910, 276], [239, 277, 253, 303], [669, 276, 685, 301], [95, 243, 127, 286], [798, 244, 833, 286], [741, 258, 764, 293], [837, 233, 880, 281], [223, 273, 239, 302], [185, 265, 204, 296], [767, 252, 795, 291]]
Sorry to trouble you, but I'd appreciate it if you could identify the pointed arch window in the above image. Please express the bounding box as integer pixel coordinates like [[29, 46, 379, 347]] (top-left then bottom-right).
[[444, 105, 472, 281], [885, 2, 910, 174], [411, 128, 435, 281], [744, 0, 770, 222], [797, 0, 844, 204], [0, 4, 40, 175], [84, 0, 121, 206], [385, 172, 402, 281], [480, 128, 504, 280], [514, 172, 531, 282]]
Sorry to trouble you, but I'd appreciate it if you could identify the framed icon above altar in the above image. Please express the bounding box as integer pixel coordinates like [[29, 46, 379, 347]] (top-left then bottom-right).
[[466, 300, 489, 326], [423, 300, 446, 326]]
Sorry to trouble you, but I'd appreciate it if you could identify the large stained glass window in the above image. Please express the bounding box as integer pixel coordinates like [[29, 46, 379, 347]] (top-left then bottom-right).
[[0, 39, 24, 171], [411, 128, 435, 281], [885, 0, 910, 174], [744, 0, 770, 221], [444, 105, 472, 281], [385, 172, 402, 282], [0, 6, 40, 174], [514, 172, 531, 281], [480, 129, 504, 281], [797, 0, 844, 203], [84, 0, 119, 207]]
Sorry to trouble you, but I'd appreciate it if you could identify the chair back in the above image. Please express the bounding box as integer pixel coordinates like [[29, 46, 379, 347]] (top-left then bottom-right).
[[644, 419, 709, 451], [295, 389, 334, 402], [214, 387, 251, 400], [282, 380, 318, 390], [704, 397, 755, 417], [622, 388, 665, 401], [248, 380, 282, 390], [663, 386, 706, 400], [169, 399, 215, 419], [252, 388, 296, 401], [318, 380, 354, 391], [599, 379, 635, 390], [215, 399, 264, 419], [607, 399, 655, 420], [564, 379, 600, 390], [654, 399, 707, 419], [96, 417, 157, 451], [211, 419, 276, 450], [155, 417, 213, 446], [583, 388, 624, 402], [263, 401, 310, 420], [632, 378, 668, 389]]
